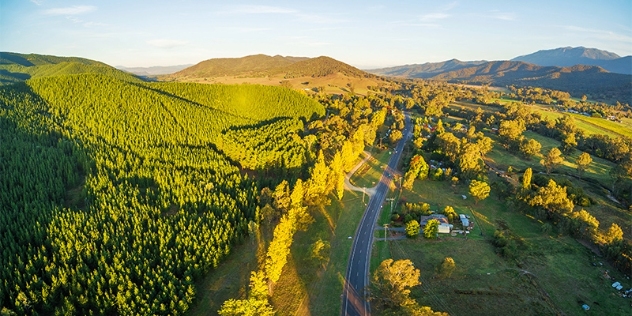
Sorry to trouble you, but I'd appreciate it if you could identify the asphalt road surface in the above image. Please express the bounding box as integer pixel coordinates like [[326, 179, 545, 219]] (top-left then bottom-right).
[[342, 112, 412, 316]]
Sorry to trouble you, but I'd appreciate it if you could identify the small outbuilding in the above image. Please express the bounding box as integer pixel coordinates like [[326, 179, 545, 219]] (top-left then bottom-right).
[[459, 214, 469, 227], [438, 223, 452, 234]]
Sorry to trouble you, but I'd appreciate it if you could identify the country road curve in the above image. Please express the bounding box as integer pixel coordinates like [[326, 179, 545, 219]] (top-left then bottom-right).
[[342, 112, 412, 316], [344, 151, 377, 196]]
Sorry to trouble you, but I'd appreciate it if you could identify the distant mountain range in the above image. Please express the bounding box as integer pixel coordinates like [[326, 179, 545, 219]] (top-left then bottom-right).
[[367, 59, 487, 78], [367, 47, 631, 100], [117, 64, 192, 76], [511, 47, 631, 75]]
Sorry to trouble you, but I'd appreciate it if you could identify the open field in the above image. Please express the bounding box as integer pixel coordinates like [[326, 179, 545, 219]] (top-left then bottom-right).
[[449, 100, 632, 139], [532, 106, 632, 139], [482, 131, 631, 241], [485, 130, 616, 186], [375, 179, 632, 316]]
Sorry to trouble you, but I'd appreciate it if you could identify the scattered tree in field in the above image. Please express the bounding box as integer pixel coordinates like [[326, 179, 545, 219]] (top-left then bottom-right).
[[403, 154, 429, 189], [522, 167, 533, 190], [469, 180, 491, 204], [529, 179, 574, 216], [568, 209, 599, 240], [441, 206, 458, 223], [423, 219, 439, 239], [519, 138, 542, 159], [437, 257, 456, 278], [576, 152, 592, 177], [451, 176, 459, 187], [602, 223, 624, 245], [498, 119, 525, 147], [371, 259, 421, 307], [310, 239, 330, 267], [475, 134, 494, 158], [561, 133, 577, 154], [459, 143, 485, 178], [541, 147, 564, 174], [609, 165, 627, 192], [406, 220, 421, 238]]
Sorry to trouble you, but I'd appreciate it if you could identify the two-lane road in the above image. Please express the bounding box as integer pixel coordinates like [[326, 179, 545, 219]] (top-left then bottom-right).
[[342, 113, 412, 316]]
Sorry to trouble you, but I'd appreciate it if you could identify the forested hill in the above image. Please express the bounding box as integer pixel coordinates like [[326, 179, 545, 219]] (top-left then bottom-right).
[[0, 69, 324, 314], [167, 54, 374, 80], [171, 54, 308, 78], [0, 52, 140, 84], [275, 56, 374, 78]]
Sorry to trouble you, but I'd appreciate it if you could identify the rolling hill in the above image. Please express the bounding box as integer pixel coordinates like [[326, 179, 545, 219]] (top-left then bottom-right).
[[169, 54, 309, 79], [0, 51, 140, 84], [511, 47, 632, 75], [165, 54, 385, 95]]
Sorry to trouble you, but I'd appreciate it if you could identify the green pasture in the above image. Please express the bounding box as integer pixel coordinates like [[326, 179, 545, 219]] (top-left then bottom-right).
[[376, 179, 632, 316]]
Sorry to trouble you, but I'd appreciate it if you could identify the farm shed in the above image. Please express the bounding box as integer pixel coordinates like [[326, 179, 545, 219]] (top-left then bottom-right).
[[459, 214, 469, 227]]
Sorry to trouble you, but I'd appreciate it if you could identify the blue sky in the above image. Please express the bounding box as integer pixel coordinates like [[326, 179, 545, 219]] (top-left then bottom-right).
[[2, 0, 631, 68]]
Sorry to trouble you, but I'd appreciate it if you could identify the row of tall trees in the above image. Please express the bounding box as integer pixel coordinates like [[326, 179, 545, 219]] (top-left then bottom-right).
[[219, 90, 393, 314]]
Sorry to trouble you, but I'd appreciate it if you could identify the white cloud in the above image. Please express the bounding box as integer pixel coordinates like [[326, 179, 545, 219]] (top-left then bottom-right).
[[44, 5, 96, 15], [30, 0, 43, 6], [147, 39, 188, 49]]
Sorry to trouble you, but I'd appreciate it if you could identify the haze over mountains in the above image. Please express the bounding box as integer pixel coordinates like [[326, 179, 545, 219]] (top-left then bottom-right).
[[368, 47, 631, 78], [117, 65, 192, 76], [511, 47, 632, 75], [366, 47, 631, 101]]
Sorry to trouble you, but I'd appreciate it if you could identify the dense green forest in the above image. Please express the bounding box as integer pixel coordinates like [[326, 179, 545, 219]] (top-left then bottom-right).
[[0, 70, 324, 314]]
